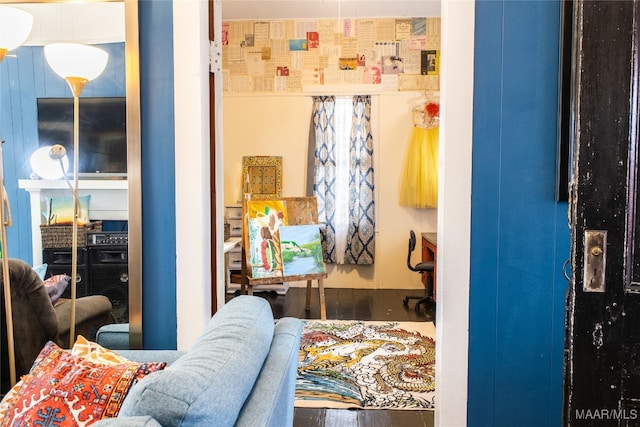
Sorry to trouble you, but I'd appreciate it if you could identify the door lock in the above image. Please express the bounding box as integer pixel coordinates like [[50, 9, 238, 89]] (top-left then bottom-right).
[[583, 230, 607, 292]]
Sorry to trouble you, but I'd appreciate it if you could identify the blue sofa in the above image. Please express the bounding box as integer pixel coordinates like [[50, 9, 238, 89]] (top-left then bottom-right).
[[94, 295, 303, 427]]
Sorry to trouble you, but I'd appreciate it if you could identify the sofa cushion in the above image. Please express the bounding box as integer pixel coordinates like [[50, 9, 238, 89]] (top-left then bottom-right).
[[1, 341, 166, 426], [118, 295, 275, 427], [32, 263, 48, 280]]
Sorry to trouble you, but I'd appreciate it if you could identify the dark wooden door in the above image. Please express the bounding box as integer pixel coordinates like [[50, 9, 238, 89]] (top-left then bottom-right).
[[564, 1, 640, 425]]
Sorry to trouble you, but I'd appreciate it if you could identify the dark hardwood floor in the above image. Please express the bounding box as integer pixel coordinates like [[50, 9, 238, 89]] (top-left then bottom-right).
[[227, 287, 435, 427]]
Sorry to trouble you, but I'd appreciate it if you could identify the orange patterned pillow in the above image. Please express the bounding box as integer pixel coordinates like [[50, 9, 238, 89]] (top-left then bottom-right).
[[1, 341, 166, 426], [0, 336, 140, 421], [0, 381, 22, 421], [0, 336, 131, 421]]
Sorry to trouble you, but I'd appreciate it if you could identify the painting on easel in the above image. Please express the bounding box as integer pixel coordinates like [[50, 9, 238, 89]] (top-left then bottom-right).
[[244, 196, 324, 280], [246, 200, 288, 279], [279, 224, 325, 276], [242, 196, 327, 318]]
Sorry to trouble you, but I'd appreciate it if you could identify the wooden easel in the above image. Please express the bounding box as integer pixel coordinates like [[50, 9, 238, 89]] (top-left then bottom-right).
[[240, 271, 327, 320], [240, 196, 327, 320]]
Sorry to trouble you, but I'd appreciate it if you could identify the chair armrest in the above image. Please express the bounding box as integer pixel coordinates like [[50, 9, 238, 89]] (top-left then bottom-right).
[[55, 295, 115, 345]]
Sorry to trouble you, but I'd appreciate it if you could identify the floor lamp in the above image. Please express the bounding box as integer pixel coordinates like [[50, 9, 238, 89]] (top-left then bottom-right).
[[44, 43, 108, 348], [0, 5, 33, 387]]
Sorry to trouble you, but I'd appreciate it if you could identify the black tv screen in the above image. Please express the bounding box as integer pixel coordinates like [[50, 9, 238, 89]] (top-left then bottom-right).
[[37, 97, 127, 176]]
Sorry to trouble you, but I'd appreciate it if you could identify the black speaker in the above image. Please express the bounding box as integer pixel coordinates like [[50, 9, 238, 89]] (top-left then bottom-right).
[[89, 246, 128, 323], [42, 248, 89, 298]]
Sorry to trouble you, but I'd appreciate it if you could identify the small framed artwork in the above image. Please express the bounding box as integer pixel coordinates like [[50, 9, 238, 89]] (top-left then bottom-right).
[[242, 156, 283, 199]]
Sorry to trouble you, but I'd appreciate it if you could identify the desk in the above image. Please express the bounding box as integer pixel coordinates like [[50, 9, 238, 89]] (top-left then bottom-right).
[[421, 232, 437, 299]]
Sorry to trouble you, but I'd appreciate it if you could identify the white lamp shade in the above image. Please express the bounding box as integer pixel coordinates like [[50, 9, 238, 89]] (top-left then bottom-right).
[[44, 43, 108, 81], [30, 146, 69, 180], [0, 6, 33, 52]]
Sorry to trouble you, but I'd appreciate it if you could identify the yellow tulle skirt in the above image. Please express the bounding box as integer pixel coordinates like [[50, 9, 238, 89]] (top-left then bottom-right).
[[399, 126, 439, 208]]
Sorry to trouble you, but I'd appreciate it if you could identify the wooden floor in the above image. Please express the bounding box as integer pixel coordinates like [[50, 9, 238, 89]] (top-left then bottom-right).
[[227, 287, 435, 427]]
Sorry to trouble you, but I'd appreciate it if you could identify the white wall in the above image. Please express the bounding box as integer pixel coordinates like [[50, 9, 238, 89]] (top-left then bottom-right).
[[173, 0, 213, 349], [223, 91, 436, 289]]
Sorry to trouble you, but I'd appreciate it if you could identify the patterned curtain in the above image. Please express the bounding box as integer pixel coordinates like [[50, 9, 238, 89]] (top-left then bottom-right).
[[345, 95, 375, 264], [309, 95, 375, 265], [311, 96, 338, 263]]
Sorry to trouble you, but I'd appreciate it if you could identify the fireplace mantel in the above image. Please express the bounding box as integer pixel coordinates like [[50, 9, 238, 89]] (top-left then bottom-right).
[[18, 179, 128, 264]]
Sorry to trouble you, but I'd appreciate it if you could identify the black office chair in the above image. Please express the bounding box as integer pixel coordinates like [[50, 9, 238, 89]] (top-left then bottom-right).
[[402, 230, 435, 314]]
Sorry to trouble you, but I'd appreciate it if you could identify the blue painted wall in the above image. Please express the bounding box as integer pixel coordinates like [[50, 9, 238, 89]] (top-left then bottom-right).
[[468, 1, 570, 425], [0, 43, 125, 263], [139, 0, 177, 349]]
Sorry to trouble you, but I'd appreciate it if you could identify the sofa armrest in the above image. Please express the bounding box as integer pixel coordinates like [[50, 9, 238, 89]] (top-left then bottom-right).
[[236, 317, 303, 427], [1, 259, 59, 387], [96, 323, 130, 349]]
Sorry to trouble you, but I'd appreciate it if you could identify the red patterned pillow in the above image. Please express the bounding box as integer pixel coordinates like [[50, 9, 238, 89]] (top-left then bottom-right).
[[1, 341, 166, 426]]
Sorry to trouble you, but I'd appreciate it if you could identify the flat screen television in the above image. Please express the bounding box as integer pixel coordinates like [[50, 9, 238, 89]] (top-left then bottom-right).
[[37, 97, 127, 178]]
